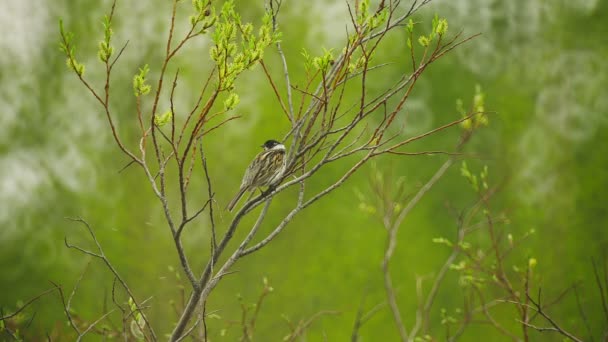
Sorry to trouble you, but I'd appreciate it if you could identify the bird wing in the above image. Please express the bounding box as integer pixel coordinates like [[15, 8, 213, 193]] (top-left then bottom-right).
[[240, 149, 268, 189]]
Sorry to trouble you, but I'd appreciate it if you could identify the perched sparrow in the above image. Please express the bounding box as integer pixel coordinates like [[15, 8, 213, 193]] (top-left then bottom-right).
[[227, 139, 287, 211]]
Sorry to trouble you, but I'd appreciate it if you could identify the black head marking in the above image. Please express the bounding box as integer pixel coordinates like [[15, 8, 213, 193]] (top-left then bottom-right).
[[261, 139, 280, 149]]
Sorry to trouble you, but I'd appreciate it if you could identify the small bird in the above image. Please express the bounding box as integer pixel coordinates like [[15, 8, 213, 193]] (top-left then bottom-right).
[[227, 139, 287, 211]]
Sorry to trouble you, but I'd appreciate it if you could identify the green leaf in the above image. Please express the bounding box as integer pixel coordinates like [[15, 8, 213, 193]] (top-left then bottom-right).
[[223, 92, 240, 110], [435, 18, 448, 36], [133, 64, 151, 96], [154, 110, 173, 127], [357, 0, 370, 26], [66, 58, 85, 76], [432, 237, 453, 247], [406, 18, 414, 33], [418, 35, 429, 47]]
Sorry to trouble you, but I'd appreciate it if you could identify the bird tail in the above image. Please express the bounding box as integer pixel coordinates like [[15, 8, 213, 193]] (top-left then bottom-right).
[[227, 187, 247, 211]]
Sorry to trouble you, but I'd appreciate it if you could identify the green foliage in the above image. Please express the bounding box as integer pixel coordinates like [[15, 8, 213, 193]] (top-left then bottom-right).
[[480, 165, 489, 190], [440, 308, 457, 325], [432, 237, 453, 247], [301, 48, 312, 74], [358, 201, 377, 215], [473, 84, 486, 114], [209, 0, 279, 91], [370, 9, 389, 30], [348, 54, 368, 73], [154, 110, 173, 127], [459, 84, 488, 130], [460, 162, 489, 193], [312, 48, 334, 73], [432, 14, 448, 36], [97, 15, 114, 63], [223, 92, 240, 111], [457, 268, 486, 288], [357, 0, 369, 26], [302, 47, 341, 75], [460, 161, 477, 192], [413, 14, 449, 48], [356, 0, 388, 32], [59, 19, 85, 76], [190, 0, 217, 33], [418, 35, 430, 47], [128, 297, 145, 341], [449, 260, 466, 271], [133, 64, 151, 96], [65, 58, 86, 76], [406, 18, 415, 33], [405, 19, 416, 49]]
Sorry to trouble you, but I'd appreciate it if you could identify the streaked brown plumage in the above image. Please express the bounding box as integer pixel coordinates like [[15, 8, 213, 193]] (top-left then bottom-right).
[[227, 139, 286, 211]]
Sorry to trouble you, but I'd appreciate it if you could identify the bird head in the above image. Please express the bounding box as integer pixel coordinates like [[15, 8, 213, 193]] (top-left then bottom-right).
[[261, 139, 285, 151]]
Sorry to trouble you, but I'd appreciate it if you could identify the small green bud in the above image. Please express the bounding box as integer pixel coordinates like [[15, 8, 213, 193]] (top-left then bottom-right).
[[432, 237, 453, 247], [357, 0, 370, 25], [435, 18, 448, 36], [203, 13, 217, 28], [406, 18, 414, 33], [154, 110, 173, 127], [418, 35, 430, 47], [133, 64, 151, 96], [449, 261, 466, 271], [98, 41, 114, 62], [66, 58, 85, 76], [241, 23, 253, 37], [223, 92, 240, 110], [460, 85, 489, 130], [474, 84, 485, 113]]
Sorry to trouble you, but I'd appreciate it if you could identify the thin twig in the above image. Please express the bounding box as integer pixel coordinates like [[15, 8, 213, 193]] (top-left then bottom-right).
[[574, 284, 594, 342], [76, 309, 116, 342], [64, 217, 156, 341], [592, 257, 608, 325], [0, 286, 58, 321]]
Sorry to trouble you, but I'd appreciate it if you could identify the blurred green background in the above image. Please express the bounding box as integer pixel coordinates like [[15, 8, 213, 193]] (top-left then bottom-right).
[[1, 0, 607, 340]]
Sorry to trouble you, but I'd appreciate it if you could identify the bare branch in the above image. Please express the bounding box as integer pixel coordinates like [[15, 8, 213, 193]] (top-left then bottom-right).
[[284, 310, 341, 342], [269, 0, 295, 121], [64, 217, 156, 341], [0, 286, 58, 321], [574, 284, 594, 341], [76, 309, 116, 342], [49, 280, 81, 336], [592, 257, 608, 325], [259, 61, 291, 122], [503, 289, 583, 342], [350, 294, 386, 342]]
